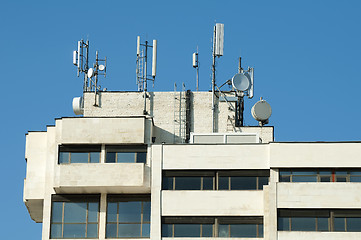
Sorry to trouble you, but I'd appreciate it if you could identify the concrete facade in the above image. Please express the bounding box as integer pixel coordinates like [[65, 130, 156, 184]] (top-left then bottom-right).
[[23, 91, 361, 240]]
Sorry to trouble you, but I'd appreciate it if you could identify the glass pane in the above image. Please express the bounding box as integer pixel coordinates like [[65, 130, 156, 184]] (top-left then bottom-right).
[[118, 202, 141, 222], [88, 202, 99, 223], [218, 177, 229, 190], [136, 152, 147, 163], [293, 171, 317, 175], [291, 217, 316, 231], [174, 224, 200, 237], [63, 224, 86, 238], [335, 171, 348, 175], [218, 224, 229, 237], [278, 217, 289, 231], [106, 152, 116, 163], [162, 224, 173, 237], [50, 224, 62, 238], [317, 217, 329, 231], [347, 217, 361, 232], [71, 152, 89, 163], [259, 224, 264, 237], [51, 202, 63, 223], [162, 176, 173, 190], [202, 224, 213, 237], [336, 177, 347, 182], [106, 223, 117, 238], [231, 224, 257, 237], [203, 177, 213, 190], [231, 176, 257, 190], [258, 176, 269, 189], [350, 176, 361, 182], [117, 152, 136, 163], [59, 152, 69, 164], [107, 202, 118, 222], [143, 201, 151, 222], [319, 171, 332, 175], [64, 202, 87, 223], [87, 223, 98, 238], [142, 223, 150, 237], [334, 217, 346, 231], [174, 177, 201, 190], [280, 176, 290, 182], [350, 172, 361, 175], [118, 223, 141, 237], [292, 176, 317, 182], [320, 176, 331, 182], [279, 170, 291, 175], [89, 152, 99, 163]]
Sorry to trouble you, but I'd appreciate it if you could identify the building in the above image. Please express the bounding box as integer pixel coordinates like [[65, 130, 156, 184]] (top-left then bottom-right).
[[24, 90, 361, 240]]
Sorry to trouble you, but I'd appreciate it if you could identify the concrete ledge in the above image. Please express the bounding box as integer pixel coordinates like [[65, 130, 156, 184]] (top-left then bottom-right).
[[162, 190, 264, 216], [278, 231, 361, 240]]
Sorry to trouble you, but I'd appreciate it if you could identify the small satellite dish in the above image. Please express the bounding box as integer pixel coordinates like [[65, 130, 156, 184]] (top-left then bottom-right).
[[251, 99, 272, 125], [98, 65, 105, 71], [72, 97, 84, 115], [87, 68, 94, 78], [232, 73, 251, 91]]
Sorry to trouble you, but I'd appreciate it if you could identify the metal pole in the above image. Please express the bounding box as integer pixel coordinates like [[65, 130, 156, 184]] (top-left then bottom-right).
[[212, 26, 216, 133], [143, 41, 148, 115], [196, 67, 199, 91]]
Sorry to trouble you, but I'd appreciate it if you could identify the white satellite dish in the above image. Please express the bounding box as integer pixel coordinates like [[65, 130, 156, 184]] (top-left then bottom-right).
[[98, 65, 105, 71], [232, 73, 251, 91], [87, 68, 94, 78], [251, 99, 272, 124], [72, 97, 84, 115]]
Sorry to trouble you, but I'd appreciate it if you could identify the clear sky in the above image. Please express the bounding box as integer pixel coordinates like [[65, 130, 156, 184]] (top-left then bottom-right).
[[1, 0, 361, 239]]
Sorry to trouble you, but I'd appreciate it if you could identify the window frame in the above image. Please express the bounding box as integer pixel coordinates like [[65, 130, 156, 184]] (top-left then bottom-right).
[[279, 169, 361, 183], [105, 145, 147, 164], [58, 145, 101, 164], [50, 194, 100, 239]]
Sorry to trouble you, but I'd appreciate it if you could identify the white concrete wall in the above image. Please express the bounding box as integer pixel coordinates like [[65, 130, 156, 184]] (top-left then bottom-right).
[[59, 117, 148, 144], [162, 144, 269, 169], [270, 142, 361, 167], [54, 163, 149, 193], [277, 183, 361, 209], [162, 191, 264, 216]]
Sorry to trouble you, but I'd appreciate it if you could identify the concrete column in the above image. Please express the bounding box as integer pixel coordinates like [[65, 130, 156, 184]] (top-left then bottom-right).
[[151, 145, 163, 239], [264, 183, 278, 240], [101, 144, 106, 163], [270, 168, 279, 183], [99, 193, 107, 240]]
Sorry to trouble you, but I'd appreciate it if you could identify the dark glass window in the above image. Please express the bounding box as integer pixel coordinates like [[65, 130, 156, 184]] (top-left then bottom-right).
[[50, 195, 99, 239], [278, 209, 361, 232], [280, 169, 361, 183], [58, 145, 101, 164], [106, 195, 150, 238], [106, 146, 147, 164], [162, 217, 262, 238]]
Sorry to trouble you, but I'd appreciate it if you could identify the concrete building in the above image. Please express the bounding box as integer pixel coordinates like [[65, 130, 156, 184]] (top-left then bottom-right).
[[24, 91, 361, 240]]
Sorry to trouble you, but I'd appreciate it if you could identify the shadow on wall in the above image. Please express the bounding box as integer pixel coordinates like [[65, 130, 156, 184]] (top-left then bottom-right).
[[153, 125, 182, 144]]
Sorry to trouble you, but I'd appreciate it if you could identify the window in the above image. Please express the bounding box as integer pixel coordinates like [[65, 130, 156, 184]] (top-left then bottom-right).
[[279, 169, 361, 183], [278, 209, 361, 232], [162, 217, 263, 238], [106, 145, 147, 163], [106, 195, 150, 238], [59, 145, 101, 164], [162, 170, 269, 191], [50, 195, 100, 239]]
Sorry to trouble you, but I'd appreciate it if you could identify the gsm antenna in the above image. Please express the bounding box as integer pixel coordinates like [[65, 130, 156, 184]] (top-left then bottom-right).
[[136, 36, 157, 115], [72, 39, 107, 108]]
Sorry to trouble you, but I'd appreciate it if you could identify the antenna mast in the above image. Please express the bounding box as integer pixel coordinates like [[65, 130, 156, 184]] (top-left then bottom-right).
[[136, 36, 157, 115], [193, 47, 199, 91], [212, 23, 224, 132]]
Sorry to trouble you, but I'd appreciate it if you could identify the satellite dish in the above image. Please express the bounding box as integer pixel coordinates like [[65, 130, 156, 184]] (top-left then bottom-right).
[[72, 97, 84, 115], [232, 73, 251, 91], [87, 68, 94, 78], [98, 65, 105, 71], [251, 99, 272, 125]]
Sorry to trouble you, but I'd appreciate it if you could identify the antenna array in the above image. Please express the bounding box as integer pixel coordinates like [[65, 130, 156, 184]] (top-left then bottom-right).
[[136, 36, 158, 114]]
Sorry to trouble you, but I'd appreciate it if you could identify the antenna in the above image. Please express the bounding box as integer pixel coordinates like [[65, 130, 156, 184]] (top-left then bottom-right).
[[72, 39, 107, 107], [212, 23, 224, 132], [192, 48, 199, 91], [251, 98, 272, 126], [136, 36, 158, 115]]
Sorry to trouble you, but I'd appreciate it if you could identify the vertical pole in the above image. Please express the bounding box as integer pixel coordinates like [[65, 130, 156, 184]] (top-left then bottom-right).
[[212, 26, 216, 133], [196, 67, 199, 91], [143, 41, 148, 115]]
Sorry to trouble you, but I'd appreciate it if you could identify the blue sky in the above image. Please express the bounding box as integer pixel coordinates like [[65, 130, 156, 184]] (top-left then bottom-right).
[[1, 0, 361, 239]]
